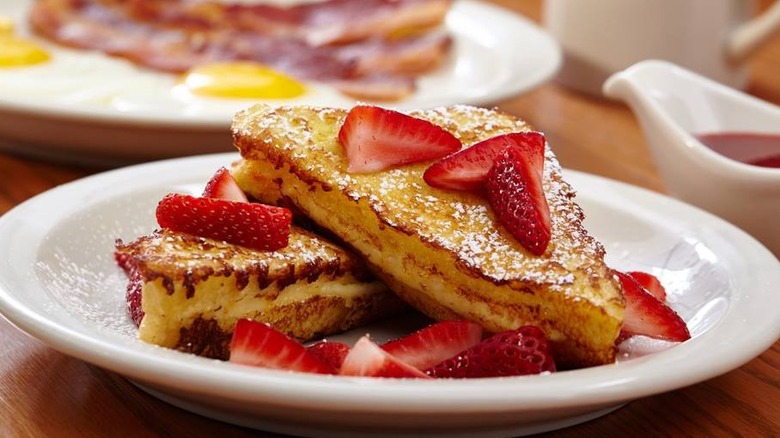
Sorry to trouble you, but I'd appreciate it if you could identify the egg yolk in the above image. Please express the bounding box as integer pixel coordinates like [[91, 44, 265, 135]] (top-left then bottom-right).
[[0, 16, 14, 34], [0, 18, 50, 67], [181, 62, 306, 99]]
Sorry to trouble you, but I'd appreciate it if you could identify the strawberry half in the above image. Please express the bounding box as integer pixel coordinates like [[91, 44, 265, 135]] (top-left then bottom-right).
[[423, 132, 546, 192], [340, 336, 432, 378], [627, 271, 667, 301], [114, 250, 144, 326], [124, 266, 144, 327], [381, 321, 483, 370], [203, 167, 249, 202], [155, 193, 292, 251], [426, 325, 556, 378], [615, 271, 690, 342], [229, 319, 336, 374], [338, 105, 462, 173], [484, 147, 551, 256], [307, 341, 351, 372]]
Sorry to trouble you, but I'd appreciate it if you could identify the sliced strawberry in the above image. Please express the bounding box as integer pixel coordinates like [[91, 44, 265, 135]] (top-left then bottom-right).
[[203, 167, 248, 202], [381, 321, 483, 370], [307, 341, 351, 372], [155, 193, 292, 251], [124, 265, 144, 327], [484, 147, 551, 256], [340, 336, 432, 378], [113, 248, 134, 275], [615, 271, 690, 342], [426, 325, 555, 378], [114, 249, 144, 326], [229, 319, 336, 374], [627, 271, 667, 301], [423, 132, 545, 192], [338, 105, 462, 173]]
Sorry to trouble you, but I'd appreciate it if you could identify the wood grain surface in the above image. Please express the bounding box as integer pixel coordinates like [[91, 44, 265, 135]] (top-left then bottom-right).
[[1, 1, 778, 437]]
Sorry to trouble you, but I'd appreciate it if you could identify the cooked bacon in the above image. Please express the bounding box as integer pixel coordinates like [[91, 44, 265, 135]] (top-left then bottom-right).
[[28, 0, 453, 100], [346, 32, 452, 76], [110, 0, 452, 46], [328, 75, 416, 102]]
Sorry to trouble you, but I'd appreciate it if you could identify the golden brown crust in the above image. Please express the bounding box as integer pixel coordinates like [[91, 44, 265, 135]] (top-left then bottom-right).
[[231, 104, 625, 368], [116, 228, 406, 355], [116, 226, 366, 292]]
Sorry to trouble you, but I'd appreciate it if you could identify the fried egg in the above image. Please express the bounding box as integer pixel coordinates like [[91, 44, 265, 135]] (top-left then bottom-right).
[[180, 62, 307, 99], [0, 6, 355, 123], [0, 17, 50, 67]]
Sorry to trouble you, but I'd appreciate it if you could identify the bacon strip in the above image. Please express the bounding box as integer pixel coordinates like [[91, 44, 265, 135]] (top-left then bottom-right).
[[109, 0, 452, 46], [28, 0, 453, 100]]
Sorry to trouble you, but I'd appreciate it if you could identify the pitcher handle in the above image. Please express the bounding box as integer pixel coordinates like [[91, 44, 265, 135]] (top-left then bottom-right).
[[727, 1, 780, 61]]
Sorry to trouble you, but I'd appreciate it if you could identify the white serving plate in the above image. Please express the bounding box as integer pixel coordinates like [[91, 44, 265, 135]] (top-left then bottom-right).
[[1, 153, 779, 437], [0, 1, 561, 164]]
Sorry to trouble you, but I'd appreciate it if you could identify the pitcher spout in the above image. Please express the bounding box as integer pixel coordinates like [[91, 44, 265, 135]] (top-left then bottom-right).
[[602, 60, 694, 166]]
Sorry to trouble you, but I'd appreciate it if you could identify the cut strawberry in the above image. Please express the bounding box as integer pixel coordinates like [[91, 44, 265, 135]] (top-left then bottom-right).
[[615, 271, 690, 342], [124, 266, 144, 327], [307, 341, 351, 372], [340, 336, 432, 378], [229, 319, 336, 374], [113, 248, 134, 274], [484, 147, 551, 256], [426, 325, 556, 378], [627, 271, 667, 301], [114, 250, 144, 326], [338, 105, 462, 173], [423, 132, 546, 192], [155, 193, 292, 251], [203, 166, 249, 202], [381, 321, 483, 370]]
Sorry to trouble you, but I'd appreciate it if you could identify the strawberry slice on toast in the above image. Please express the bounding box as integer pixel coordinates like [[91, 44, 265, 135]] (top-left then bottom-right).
[[424, 131, 545, 192], [203, 166, 249, 202], [338, 105, 462, 173], [422, 130, 551, 255], [156, 193, 292, 251], [484, 146, 551, 255]]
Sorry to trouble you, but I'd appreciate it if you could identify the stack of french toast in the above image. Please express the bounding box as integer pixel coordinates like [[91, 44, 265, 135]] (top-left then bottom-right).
[[116, 103, 689, 372]]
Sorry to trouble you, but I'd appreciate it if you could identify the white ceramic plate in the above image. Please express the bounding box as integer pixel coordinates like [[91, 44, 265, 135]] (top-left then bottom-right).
[[0, 1, 561, 163], [1, 153, 779, 438]]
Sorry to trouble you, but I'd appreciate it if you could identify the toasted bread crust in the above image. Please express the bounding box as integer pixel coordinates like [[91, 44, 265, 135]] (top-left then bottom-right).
[[231, 104, 625, 368], [116, 228, 404, 358]]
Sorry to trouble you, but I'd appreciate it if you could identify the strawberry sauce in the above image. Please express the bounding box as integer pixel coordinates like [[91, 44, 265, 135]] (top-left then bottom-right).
[[695, 132, 780, 169]]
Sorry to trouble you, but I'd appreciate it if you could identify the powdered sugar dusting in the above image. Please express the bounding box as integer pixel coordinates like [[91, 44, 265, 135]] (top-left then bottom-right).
[[233, 104, 607, 290], [118, 227, 350, 277]]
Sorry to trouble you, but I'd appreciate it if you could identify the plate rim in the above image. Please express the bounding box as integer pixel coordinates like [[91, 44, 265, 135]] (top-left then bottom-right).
[[0, 0, 562, 130], [1, 152, 779, 416]]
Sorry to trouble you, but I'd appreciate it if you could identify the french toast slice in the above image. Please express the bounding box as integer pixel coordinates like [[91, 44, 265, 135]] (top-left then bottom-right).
[[231, 104, 625, 368], [115, 226, 403, 360]]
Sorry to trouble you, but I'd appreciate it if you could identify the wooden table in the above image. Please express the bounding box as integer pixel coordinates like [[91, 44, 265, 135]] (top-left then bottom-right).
[[1, 1, 778, 436]]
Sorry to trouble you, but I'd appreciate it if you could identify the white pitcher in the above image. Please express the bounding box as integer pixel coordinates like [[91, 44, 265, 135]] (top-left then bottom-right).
[[603, 60, 780, 257], [544, 0, 780, 95]]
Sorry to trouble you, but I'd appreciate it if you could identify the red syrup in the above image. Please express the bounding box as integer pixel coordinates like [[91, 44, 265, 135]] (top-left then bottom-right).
[[695, 132, 780, 169]]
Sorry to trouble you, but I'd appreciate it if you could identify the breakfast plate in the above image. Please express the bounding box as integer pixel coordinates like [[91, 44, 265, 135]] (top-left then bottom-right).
[[0, 1, 561, 164], [1, 153, 779, 437]]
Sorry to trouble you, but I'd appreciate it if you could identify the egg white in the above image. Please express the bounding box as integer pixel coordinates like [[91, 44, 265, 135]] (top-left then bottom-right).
[[0, 1, 357, 122]]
